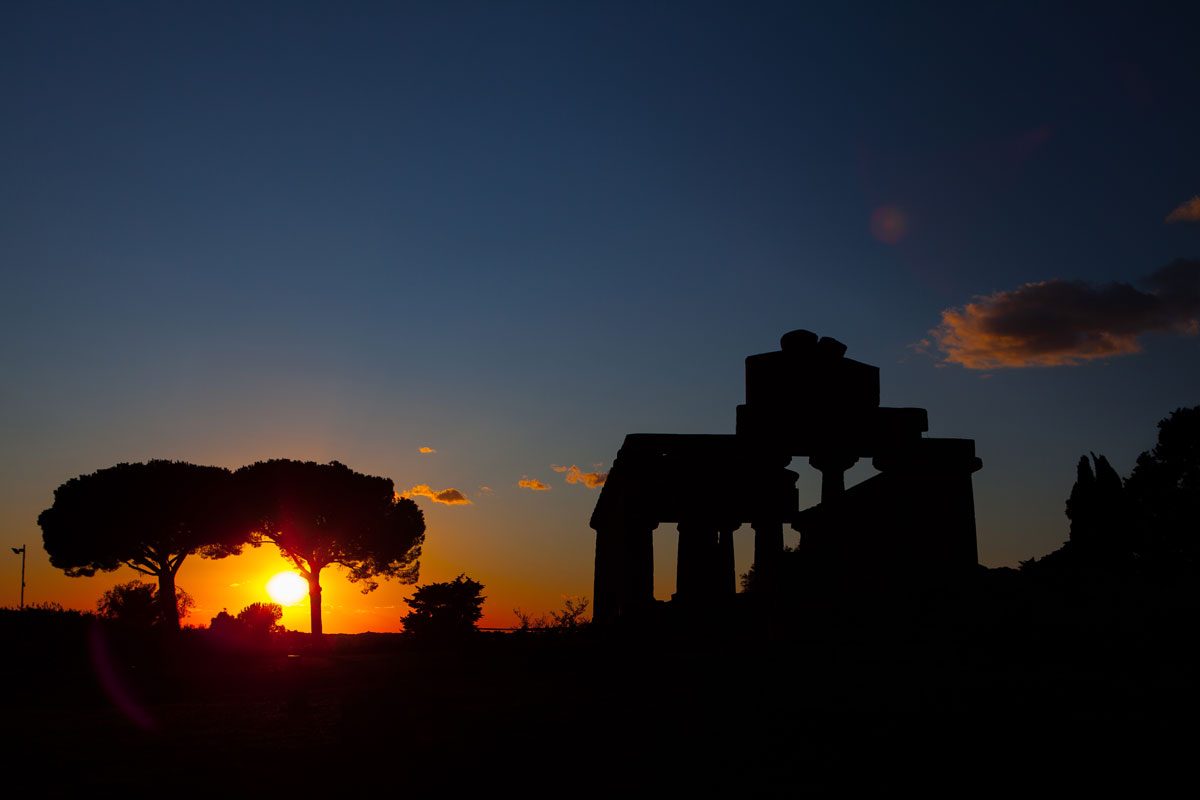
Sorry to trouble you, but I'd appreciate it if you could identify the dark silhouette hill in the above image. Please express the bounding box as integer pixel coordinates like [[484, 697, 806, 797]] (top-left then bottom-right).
[[2, 598, 1198, 793]]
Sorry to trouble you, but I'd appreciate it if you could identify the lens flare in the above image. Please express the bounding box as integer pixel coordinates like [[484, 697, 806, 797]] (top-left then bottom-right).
[[870, 205, 908, 245]]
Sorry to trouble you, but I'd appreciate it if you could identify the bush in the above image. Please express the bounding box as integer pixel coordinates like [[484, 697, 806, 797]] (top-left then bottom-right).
[[514, 596, 591, 631], [97, 581, 194, 629], [401, 574, 485, 638], [237, 602, 284, 636], [209, 609, 238, 635], [208, 602, 284, 645]]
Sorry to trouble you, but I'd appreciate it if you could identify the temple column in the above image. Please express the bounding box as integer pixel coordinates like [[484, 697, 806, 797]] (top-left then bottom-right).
[[676, 522, 718, 603], [752, 519, 783, 594], [618, 521, 657, 615], [718, 526, 737, 597], [592, 526, 621, 625], [872, 438, 984, 576], [810, 452, 859, 504]]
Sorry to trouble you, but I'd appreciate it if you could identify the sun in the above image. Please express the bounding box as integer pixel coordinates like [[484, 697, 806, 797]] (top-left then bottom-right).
[[266, 571, 308, 606]]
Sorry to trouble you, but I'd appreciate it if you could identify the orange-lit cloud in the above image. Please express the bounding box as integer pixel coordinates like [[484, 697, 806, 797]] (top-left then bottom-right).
[[401, 484, 471, 505], [518, 478, 551, 491], [1167, 197, 1200, 223], [478, 485, 494, 495], [929, 260, 1200, 368], [418, 446, 436, 454], [560, 465, 607, 489]]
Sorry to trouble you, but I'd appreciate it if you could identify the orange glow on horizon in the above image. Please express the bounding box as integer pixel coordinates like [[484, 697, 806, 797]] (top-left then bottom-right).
[[11, 472, 599, 633]]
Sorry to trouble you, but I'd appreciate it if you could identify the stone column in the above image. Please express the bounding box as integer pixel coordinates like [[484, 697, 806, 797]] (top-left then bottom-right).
[[592, 526, 621, 625], [872, 438, 984, 576], [752, 519, 783, 594], [718, 526, 737, 597], [618, 521, 657, 615], [810, 452, 859, 504], [676, 522, 718, 603]]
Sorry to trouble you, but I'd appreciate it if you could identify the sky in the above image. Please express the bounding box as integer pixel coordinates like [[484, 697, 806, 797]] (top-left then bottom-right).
[[2, 2, 1198, 631]]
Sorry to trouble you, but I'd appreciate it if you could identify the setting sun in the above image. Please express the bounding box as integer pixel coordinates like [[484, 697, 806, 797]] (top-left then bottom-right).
[[265, 572, 308, 606]]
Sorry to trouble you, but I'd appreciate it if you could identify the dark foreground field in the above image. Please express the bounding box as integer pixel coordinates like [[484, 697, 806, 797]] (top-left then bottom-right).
[[3, 578, 1199, 794]]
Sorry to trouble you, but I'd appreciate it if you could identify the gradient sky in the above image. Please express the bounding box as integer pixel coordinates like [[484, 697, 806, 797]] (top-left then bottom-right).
[[3, 2, 1198, 631]]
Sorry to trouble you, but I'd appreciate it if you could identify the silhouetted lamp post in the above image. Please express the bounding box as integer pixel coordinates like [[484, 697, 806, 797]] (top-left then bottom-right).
[[11, 545, 25, 609]]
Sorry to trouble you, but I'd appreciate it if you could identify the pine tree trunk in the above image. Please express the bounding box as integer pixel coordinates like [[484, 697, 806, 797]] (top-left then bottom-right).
[[158, 570, 181, 631], [308, 569, 323, 638]]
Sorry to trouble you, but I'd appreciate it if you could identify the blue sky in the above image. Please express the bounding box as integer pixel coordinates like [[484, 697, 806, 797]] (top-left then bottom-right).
[[2, 2, 1198, 627]]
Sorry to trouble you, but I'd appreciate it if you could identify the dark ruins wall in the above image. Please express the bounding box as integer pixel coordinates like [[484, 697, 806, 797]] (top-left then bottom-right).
[[589, 330, 981, 623]]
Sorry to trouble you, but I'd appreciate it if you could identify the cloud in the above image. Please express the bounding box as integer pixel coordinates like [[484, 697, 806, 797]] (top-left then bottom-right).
[[561, 465, 607, 489], [551, 465, 568, 472], [518, 478, 551, 491], [401, 484, 472, 505], [478, 485, 494, 495], [1166, 197, 1200, 223], [418, 447, 436, 454], [928, 260, 1200, 368]]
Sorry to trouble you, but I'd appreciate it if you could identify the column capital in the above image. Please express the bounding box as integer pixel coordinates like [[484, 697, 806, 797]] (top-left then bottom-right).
[[809, 452, 859, 473]]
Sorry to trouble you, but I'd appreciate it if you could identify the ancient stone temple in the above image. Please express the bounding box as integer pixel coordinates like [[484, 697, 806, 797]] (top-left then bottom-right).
[[588, 330, 982, 623]]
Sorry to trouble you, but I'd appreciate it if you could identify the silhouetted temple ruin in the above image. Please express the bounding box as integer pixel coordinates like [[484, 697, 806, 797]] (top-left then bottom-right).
[[589, 330, 982, 623]]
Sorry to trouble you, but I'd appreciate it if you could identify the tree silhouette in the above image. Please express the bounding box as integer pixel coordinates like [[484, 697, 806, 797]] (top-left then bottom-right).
[[208, 603, 283, 648], [513, 596, 591, 631], [39, 461, 239, 629], [232, 459, 425, 638], [401, 574, 485, 638], [549, 596, 590, 629], [1126, 406, 1200, 569], [237, 602, 284, 637], [98, 580, 194, 629], [1065, 452, 1128, 559], [1025, 406, 1200, 579], [209, 609, 238, 636]]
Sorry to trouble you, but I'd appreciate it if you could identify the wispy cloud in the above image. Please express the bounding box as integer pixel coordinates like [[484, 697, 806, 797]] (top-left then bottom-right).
[[478, 485, 494, 495], [418, 447, 436, 454], [927, 259, 1200, 368], [400, 484, 472, 505], [561, 465, 607, 489], [1166, 197, 1200, 223], [518, 478, 551, 491]]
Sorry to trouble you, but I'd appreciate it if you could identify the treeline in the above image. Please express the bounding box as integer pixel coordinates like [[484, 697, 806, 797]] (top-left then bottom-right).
[[1023, 405, 1200, 579], [33, 457, 591, 640], [37, 458, 426, 634]]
